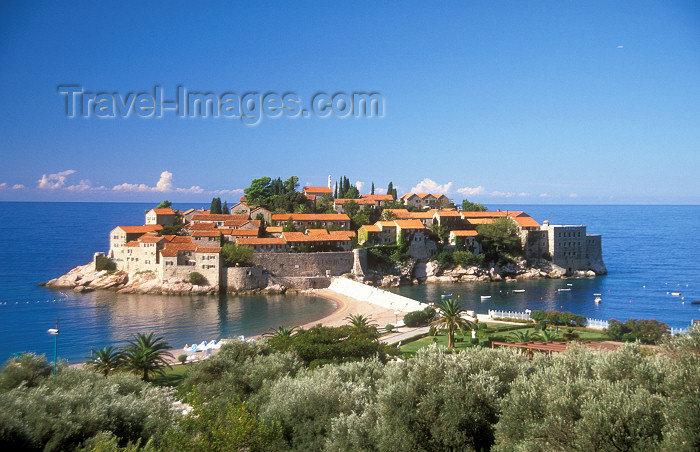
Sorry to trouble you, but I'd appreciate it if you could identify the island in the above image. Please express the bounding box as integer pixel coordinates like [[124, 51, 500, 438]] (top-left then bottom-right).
[[45, 175, 606, 294]]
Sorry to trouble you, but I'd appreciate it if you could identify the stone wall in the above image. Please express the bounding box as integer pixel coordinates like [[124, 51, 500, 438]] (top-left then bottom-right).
[[225, 266, 268, 290], [251, 251, 354, 277]]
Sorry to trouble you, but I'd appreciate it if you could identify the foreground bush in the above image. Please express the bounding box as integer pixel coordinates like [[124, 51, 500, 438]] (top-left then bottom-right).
[[0, 369, 174, 451], [403, 306, 436, 327], [605, 318, 670, 344]]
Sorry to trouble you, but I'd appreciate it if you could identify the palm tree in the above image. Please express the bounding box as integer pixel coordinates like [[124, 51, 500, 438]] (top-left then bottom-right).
[[510, 330, 534, 343], [122, 332, 174, 381], [430, 298, 473, 348], [85, 346, 123, 377], [538, 329, 558, 342], [264, 325, 298, 338], [345, 314, 377, 329]]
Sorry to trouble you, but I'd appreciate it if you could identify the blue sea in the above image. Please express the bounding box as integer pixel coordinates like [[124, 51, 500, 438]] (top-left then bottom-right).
[[0, 202, 698, 364]]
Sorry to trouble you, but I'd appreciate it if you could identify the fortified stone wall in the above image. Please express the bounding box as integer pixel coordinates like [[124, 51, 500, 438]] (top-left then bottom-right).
[[251, 252, 353, 277], [225, 266, 268, 290]]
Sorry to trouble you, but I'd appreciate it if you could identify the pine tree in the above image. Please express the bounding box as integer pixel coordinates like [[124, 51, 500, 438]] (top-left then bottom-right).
[[210, 197, 222, 214], [371, 182, 375, 195], [222, 201, 229, 214]]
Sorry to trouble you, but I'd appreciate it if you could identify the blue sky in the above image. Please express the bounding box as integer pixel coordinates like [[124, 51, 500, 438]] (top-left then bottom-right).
[[0, 1, 698, 204]]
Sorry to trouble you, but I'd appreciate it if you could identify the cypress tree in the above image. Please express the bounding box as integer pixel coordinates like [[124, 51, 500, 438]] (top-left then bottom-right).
[[387, 182, 394, 200], [371, 182, 375, 195], [222, 201, 229, 214], [334, 182, 338, 199]]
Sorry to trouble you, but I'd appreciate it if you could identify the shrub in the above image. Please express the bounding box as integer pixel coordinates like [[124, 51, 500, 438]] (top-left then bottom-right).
[[453, 251, 486, 267], [471, 338, 479, 345], [188, 272, 206, 285], [605, 319, 670, 345], [385, 324, 394, 332], [94, 255, 116, 272], [221, 243, 254, 267], [530, 310, 587, 327], [435, 251, 453, 267], [0, 353, 54, 392], [178, 354, 187, 365], [403, 306, 437, 327]]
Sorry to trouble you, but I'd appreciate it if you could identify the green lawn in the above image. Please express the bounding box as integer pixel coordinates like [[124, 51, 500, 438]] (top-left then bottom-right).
[[400, 323, 610, 356], [151, 364, 189, 387]]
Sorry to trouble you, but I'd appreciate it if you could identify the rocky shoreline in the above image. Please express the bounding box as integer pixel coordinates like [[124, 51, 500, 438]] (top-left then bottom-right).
[[44, 256, 606, 296]]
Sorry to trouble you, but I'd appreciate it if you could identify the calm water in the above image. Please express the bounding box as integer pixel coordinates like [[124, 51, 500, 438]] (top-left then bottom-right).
[[391, 204, 700, 329], [0, 202, 698, 363], [0, 202, 335, 363]]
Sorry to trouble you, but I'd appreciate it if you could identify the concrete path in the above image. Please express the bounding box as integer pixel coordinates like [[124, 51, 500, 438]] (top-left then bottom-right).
[[381, 326, 431, 345]]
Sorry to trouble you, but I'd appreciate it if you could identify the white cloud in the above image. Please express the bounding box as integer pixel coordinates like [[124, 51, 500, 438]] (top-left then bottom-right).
[[490, 191, 530, 198], [12, 184, 25, 189], [211, 188, 244, 195], [0, 183, 6, 189], [616, 45, 624, 48], [38, 170, 76, 189], [457, 186, 486, 197], [410, 178, 453, 194], [177, 186, 205, 194], [539, 193, 552, 198], [569, 193, 579, 198], [155, 171, 173, 192], [355, 181, 364, 193], [374, 187, 387, 195], [66, 179, 94, 192]]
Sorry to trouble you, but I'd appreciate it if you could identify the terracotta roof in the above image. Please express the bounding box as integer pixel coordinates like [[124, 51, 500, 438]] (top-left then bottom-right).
[[226, 229, 259, 237], [163, 243, 197, 251], [360, 194, 394, 201], [334, 198, 373, 205], [306, 194, 317, 201], [434, 210, 461, 217], [399, 193, 417, 200], [150, 208, 175, 215], [192, 230, 228, 237], [451, 230, 478, 237], [196, 247, 221, 253], [248, 220, 262, 227], [125, 241, 140, 247], [223, 219, 248, 227], [161, 235, 176, 242], [394, 220, 426, 230], [361, 225, 382, 232], [159, 248, 180, 257], [377, 221, 397, 228], [509, 214, 540, 228], [187, 222, 217, 230], [407, 211, 435, 219], [171, 236, 193, 243], [265, 226, 283, 233], [116, 225, 163, 233], [460, 211, 508, 218], [272, 213, 350, 221], [237, 237, 286, 246], [138, 235, 166, 243], [192, 214, 249, 221], [306, 229, 329, 235], [302, 186, 333, 194], [332, 230, 356, 238], [384, 209, 410, 215], [283, 232, 351, 242], [466, 218, 495, 225]]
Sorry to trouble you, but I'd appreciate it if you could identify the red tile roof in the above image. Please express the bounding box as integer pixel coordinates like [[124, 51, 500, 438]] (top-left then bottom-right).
[[237, 237, 286, 246], [192, 214, 249, 221], [186, 222, 217, 230], [116, 225, 163, 233], [159, 248, 180, 257], [434, 210, 461, 217], [196, 247, 221, 253], [451, 230, 478, 237], [150, 208, 175, 215], [394, 220, 426, 230], [283, 232, 351, 242], [138, 235, 166, 243], [360, 194, 394, 201], [125, 241, 140, 247], [265, 226, 283, 233], [192, 230, 228, 237], [377, 221, 398, 228], [163, 243, 197, 251], [271, 213, 350, 221], [171, 236, 193, 243], [302, 186, 333, 194], [361, 225, 382, 232]]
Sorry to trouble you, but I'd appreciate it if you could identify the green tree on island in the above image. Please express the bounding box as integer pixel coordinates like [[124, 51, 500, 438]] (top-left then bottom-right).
[[221, 243, 254, 267], [476, 217, 521, 260], [461, 198, 487, 211], [431, 298, 473, 348], [210, 197, 223, 214], [155, 200, 172, 209]]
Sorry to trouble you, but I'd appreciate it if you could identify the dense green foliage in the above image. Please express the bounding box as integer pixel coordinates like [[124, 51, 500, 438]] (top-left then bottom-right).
[[476, 217, 522, 261], [95, 255, 116, 272], [154, 200, 172, 209], [209, 197, 223, 215], [453, 250, 486, 267], [188, 271, 206, 285], [336, 176, 359, 199], [403, 306, 436, 327], [530, 310, 587, 327], [461, 198, 487, 211], [243, 176, 307, 212], [122, 333, 174, 382], [3, 326, 700, 451], [605, 318, 670, 344], [0, 353, 55, 392], [221, 243, 254, 267]]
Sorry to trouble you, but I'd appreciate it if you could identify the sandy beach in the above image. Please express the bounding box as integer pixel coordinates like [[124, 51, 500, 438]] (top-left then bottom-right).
[[298, 288, 404, 329]]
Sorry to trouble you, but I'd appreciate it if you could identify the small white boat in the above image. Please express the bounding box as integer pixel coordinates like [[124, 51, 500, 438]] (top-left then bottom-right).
[[594, 296, 602, 304], [513, 289, 525, 293], [441, 294, 452, 299], [480, 295, 491, 300], [671, 292, 681, 296], [558, 288, 571, 292], [566, 283, 573, 286], [593, 293, 602, 296]]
